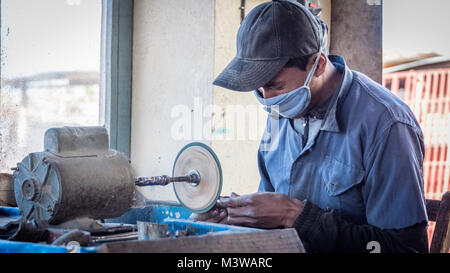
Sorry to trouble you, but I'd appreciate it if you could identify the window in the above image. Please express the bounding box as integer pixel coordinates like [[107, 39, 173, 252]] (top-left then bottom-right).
[[0, 0, 102, 172]]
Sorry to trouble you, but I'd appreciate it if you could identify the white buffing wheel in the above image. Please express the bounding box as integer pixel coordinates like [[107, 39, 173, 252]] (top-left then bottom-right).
[[172, 142, 222, 213]]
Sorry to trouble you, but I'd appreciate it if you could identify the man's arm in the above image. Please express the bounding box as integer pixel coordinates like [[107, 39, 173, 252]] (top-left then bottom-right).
[[293, 201, 429, 253], [294, 121, 429, 252], [218, 192, 429, 253]]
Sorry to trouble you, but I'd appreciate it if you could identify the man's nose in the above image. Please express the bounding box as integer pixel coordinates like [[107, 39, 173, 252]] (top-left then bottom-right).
[[258, 88, 281, 99]]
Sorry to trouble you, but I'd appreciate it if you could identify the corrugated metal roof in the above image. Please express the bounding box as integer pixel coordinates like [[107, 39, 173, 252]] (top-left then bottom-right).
[[383, 55, 450, 73]]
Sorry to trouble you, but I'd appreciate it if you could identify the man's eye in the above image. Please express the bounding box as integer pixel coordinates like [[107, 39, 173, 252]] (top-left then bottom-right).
[[268, 85, 283, 90], [274, 86, 284, 91]]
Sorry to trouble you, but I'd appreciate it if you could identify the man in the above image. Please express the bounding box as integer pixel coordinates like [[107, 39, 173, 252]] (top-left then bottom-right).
[[192, 0, 429, 253]]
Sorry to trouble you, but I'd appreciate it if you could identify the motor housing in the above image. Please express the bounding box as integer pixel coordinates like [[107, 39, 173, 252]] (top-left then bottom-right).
[[13, 127, 135, 225]]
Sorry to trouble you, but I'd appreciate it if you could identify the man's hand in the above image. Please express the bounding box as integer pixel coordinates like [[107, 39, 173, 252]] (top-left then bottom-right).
[[218, 192, 304, 228], [189, 203, 228, 224]]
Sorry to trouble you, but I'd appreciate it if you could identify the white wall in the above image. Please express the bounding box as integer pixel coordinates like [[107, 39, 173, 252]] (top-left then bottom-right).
[[131, 0, 215, 201]]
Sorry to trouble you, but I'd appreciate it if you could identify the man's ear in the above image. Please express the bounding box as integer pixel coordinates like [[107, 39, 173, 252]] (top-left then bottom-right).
[[313, 53, 327, 77]]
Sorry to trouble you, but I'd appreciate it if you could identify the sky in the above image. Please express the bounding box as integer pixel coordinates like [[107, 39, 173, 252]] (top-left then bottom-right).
[[383, 0, 450, 61], [1, 0, 101, 78]]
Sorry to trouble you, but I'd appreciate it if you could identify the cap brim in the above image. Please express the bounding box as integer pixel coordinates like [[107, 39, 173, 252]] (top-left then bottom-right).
[[213, 57, 289, 92]]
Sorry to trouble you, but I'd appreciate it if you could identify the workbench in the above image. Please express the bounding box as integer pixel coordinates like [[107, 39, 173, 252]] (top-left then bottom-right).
[[0, 202, 305, 253]]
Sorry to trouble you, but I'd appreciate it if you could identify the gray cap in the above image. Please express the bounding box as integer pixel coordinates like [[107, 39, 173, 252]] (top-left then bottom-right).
[[213, 0, 328, 92]]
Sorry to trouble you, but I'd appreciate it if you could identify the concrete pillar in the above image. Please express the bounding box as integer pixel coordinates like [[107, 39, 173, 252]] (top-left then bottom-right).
[[330, 0, 383, 83]]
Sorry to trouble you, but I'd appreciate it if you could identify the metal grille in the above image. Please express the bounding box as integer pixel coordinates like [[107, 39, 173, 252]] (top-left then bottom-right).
[[383, 68, 450, 244]]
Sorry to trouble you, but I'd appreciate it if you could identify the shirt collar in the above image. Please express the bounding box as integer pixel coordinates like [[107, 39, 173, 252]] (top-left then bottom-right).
[[319, 55, 353, 132]]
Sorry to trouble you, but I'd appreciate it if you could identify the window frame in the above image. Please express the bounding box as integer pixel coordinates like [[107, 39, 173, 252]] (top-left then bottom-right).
[[100, 0, 133, 158]]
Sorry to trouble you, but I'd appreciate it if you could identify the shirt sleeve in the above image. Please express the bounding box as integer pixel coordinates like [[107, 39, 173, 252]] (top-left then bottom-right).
[[362, 121, 428, 229], [293, 201, 429, 253], [257, 116, 276, 193], [257, 149, 275, 192]]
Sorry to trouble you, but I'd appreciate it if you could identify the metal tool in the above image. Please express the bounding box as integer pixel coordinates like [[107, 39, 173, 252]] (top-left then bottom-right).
[[12, 127, 223, 224], [12, 127, 135, 225], [172, 143, 222, 213], [135, 170, 201, 187], [90, 232, 139, 244], [137, 221, 168, 240], [137, 142, 223, 213]]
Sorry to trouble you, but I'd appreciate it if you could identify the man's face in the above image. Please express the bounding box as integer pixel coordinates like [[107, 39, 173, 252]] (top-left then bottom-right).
[[256, 53, 328, 116], [257, 66, 308, 99]]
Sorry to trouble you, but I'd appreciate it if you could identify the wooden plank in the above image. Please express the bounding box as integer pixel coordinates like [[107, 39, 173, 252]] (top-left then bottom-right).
[[97, 228, 305, 253], [430, 192, 450, 253], [426, 199, 440, 221]]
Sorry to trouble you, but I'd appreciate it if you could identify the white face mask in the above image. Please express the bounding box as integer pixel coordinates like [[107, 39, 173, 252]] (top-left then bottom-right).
[[254, 49, 322, 119]]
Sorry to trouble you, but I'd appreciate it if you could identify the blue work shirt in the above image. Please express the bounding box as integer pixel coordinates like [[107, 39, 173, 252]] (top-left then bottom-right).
[[257, 55, 428, 229]]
